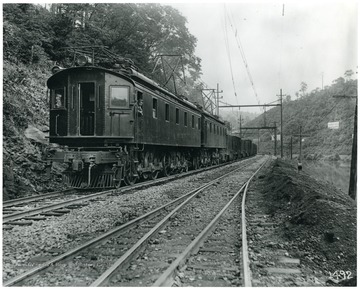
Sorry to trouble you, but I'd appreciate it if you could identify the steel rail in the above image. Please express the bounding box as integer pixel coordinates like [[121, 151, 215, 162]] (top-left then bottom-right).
[[4, 163, 250, 287], [152, 157, 268, 287], [3, 157, 255, 224], [3, 182, 212, 287], [3, 190, 112, 223], [89, 164, 253, 287], [153, 182, 248, 286], [3, 190, 74, 208], [241, 157, 268, 287]]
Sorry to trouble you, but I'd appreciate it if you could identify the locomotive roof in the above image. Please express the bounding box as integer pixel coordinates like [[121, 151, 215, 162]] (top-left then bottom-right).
[[47, 66, 135, 87], [47, 65, 225, 125]]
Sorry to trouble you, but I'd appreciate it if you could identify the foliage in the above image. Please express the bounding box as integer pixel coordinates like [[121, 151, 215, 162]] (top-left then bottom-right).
[[3, 5, 53, 65], [3, 3, 202, 94]]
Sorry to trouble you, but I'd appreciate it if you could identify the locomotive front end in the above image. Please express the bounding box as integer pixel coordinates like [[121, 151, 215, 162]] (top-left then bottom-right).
[[46, 55, 138, 188], [47, 147, 125, 188]]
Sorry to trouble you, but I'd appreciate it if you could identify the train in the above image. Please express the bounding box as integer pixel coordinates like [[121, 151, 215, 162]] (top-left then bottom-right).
[[45, 47, 257, 188]]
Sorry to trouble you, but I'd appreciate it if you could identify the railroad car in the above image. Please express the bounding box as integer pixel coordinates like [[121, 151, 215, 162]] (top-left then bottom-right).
[[224, 134, 241, 161], [45, 48, 256, 188]]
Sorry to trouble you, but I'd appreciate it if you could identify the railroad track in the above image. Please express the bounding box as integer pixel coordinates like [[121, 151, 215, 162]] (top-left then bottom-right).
[[4, 155, 267, 287], [3, 189, 74, 209], [3, 157, 258, 225]]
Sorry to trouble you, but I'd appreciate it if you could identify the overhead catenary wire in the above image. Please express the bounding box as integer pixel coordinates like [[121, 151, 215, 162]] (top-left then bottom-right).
[[224, 5, 262, 112], [222, 5, 239, 103], [278, 4, 285, 90]]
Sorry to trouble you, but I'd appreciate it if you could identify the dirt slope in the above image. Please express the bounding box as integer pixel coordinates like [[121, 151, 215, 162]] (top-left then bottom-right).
[[258, 158, 356, 284]]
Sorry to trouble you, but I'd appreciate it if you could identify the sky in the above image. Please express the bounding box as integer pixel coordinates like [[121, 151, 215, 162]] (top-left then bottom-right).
[[169, 1, 358, 113]]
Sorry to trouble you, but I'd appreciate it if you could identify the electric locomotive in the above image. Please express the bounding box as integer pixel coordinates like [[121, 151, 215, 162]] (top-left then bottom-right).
[[46, 47, 230, 188]]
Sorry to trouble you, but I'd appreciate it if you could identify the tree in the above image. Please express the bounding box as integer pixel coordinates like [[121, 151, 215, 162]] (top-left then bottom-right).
[[344, 69, 354, 82], [4, 3, 204, 99], [300, 81, 308, 97], [3, 4, 53, 64], [47, 3, 202, 89]]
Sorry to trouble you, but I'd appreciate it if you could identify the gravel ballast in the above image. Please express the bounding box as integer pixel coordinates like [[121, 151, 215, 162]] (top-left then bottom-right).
[[3, 159, 258, 282]]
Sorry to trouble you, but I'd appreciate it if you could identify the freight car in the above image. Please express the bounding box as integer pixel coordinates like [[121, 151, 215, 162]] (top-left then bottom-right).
[[45, 47, 256, 188]]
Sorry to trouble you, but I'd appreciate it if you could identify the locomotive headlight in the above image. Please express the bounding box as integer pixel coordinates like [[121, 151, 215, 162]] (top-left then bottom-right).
[[76, 55, 92, 66]]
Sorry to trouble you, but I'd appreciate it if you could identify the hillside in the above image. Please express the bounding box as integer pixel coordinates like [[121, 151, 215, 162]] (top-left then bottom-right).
[[220, 110, 260, 132], [3, 60, 68, 200], [242, 77, 357, 158]]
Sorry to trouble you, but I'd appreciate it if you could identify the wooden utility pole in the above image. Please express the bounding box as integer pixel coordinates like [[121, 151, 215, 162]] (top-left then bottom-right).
[[290, 136, 293, 159], [274, 122, 277, 156], [333, 93, 357, 200], [299, 126, 302, 161], [291, 129, 310, 160], [276, 89, 284, 158], [349, 96, 357, 200], [280, 89, 283, 158]]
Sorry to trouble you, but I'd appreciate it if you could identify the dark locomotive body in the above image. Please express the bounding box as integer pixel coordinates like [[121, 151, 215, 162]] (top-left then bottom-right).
[[46, 53, 257, 188]]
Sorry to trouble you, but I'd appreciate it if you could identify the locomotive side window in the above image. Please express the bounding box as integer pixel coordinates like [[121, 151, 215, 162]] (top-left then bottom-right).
[[191, 115, 195, 128], [137, 91, 143, 116], [51, 88, 66, 109], [165, 103, 170, 121], [71, 86, 76, 110], [152, 98, 158, 118], [198, 117, 201, 130], [210, 123, 212, 133], [110, 86, 129, 108], [184, 112, 188, 127], [176, 108, 180, 124]]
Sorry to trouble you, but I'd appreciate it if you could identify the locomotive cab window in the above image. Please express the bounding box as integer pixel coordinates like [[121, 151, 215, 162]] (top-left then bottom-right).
[[51, 88, 66, 109], [110, 86, 129, 108], [191, 115, 195, 128], [176, 108, 180, 124], [152, 98, 158, 118], [184, 112, 188, 127], [165, 103, 170, 121]]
